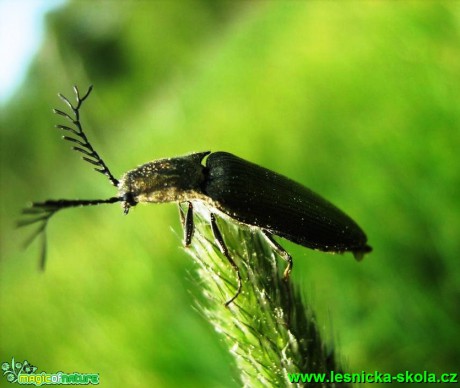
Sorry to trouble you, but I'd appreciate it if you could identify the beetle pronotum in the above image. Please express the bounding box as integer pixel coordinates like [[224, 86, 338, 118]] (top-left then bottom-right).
[[21, 86, 372, 306]]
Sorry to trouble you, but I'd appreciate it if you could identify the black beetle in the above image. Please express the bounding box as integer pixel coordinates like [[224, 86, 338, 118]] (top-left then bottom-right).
[[21, 86, 372, 306]]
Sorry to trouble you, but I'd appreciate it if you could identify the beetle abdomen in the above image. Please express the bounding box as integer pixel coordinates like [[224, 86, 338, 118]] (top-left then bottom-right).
[[204, 152, 371, 256]]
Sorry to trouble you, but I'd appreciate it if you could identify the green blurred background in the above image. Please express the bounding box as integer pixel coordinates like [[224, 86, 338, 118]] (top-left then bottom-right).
[[1, 1, 459, 386]]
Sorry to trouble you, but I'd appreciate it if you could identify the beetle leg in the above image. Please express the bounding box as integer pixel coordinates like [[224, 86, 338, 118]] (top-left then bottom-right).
[[262, 230, 293, 280], [184, 202, 194, 246], [178, 202, 194, 246], [210, 213, 242, 307]]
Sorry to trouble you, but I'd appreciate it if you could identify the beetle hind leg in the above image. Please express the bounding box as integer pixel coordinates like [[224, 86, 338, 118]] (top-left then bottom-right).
[[210, 213, 242, 307], [262, 230, 293, 280]]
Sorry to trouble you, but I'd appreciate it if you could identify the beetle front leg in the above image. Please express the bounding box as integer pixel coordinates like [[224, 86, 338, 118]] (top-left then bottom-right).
[[179, 202, 194, 247], [262, 230, 293, 280], [210, 213, 242, 307]]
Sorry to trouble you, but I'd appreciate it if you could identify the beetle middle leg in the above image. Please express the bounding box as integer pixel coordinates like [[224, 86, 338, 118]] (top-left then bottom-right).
[[210, 213, 242, 307], [262, 230, 293, 280]]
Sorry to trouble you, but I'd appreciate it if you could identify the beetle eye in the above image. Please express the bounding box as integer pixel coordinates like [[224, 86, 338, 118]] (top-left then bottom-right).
[[122, 192, 137, 214], [124, 192, 137, 205]]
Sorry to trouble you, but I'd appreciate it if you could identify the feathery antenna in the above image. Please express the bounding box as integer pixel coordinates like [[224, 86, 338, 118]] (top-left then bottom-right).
[[54, 85, 119, 187], [19, 85, 123, 269], [19, 197, 124, 270]]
